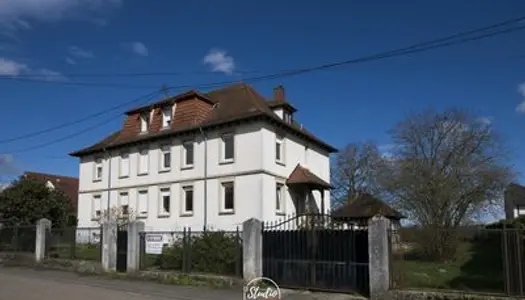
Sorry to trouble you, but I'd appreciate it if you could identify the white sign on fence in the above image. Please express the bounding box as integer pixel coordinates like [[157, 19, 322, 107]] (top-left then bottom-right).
[[145, 234, 164, 254]]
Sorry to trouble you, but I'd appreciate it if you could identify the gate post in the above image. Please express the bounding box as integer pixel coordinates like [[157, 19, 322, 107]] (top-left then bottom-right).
[[127, 221, 144, 272], [242, 218, 262, 282], [368, 216, 391, 300], [101, 220, 117, 271], [35, 218, 51, 262]]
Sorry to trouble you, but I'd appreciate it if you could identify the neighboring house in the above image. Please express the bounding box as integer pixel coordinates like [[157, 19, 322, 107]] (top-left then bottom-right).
[[504, 183, 525, 220], [23, 172, 79, 213], [70, 84, 337, 231]]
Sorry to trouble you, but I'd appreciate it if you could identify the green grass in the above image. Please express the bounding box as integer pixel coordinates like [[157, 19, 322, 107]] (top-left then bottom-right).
[[48, 244, 101, 261], [393, 241, 505, 293]]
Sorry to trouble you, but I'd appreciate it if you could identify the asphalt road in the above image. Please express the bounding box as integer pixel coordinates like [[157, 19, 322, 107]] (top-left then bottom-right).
[[0, 268, 243, 300]]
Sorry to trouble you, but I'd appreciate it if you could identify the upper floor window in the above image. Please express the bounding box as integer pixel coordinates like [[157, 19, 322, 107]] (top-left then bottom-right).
[[93, 158, 103, 181], [137, 189, 148, 218], [119, 152, 130, 178], [276, 183, 285, 215], [182, 140, 194, 168], [138, 149, 149, 175], [182, 185, 194, 215], [140, 113, 149, 133], [276, 133, 285, 164], [162, 106, 172, 128], [159, 145, 171, 172], [283, 112, 293, 124], [220, 133, 234, 163], [119, 191, 129, 216], [92, 194, 102, 220], [220, 181, 235, 214], [159, 187, 171, 216]]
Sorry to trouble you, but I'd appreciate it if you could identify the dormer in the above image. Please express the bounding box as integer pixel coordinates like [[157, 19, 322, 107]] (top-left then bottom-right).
[[268, 85, 297, 124]]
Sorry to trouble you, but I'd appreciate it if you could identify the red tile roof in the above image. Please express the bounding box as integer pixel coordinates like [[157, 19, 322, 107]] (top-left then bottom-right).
[[23, 172, 78, 211], [286, 164, 332, 189], [69, 83, 337, 157]]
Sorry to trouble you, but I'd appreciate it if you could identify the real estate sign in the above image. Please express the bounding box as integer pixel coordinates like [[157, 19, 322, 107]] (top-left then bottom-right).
[[145, 234, 164, 254]]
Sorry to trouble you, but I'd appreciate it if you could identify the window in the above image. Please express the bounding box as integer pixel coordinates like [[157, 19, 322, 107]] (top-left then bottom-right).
[[138, 149, 149, 175], [159, 188, 171, 216], [137, 190, 148, 217], [276, 183, 285, 214], [221, 133, 234, 162], [283, 112, 293, 124], [182, 140, 194, 167], [276, 133, 284, 163], [119, 152, 130, 178], [182, 186, 194, 215], [119, 192, 129, 216], [160, 146, 171, 171], [221, 182, 234, 213], [162, 106, 172, 128], [140, 113, 149, 133], [92, 195, 102, 219], [94, 158, 103, 181]]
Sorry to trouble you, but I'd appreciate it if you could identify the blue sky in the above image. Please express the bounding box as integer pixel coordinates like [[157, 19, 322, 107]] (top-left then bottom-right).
[[0, 0, 524, 182]]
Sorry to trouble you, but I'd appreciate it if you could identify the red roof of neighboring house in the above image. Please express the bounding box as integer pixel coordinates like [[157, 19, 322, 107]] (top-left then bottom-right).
[[286, 164, 332, 189], [23, 172, 79, 211]]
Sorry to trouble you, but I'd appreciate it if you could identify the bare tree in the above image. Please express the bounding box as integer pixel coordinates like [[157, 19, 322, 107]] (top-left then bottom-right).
[[96, 206, 136, 226], [330, 142, 383, 206], [379, 109, 514, 260]]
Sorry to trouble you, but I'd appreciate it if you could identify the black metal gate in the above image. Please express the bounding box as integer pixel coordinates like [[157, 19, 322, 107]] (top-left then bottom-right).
[[116, 225, 127, 272], [262, 214, 369, 294]]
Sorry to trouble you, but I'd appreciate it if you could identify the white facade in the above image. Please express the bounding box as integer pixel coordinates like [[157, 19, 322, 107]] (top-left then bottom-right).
[[77, 120, 331, 231]]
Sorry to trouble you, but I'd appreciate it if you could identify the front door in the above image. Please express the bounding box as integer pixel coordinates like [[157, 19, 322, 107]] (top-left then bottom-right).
[[116, 225, 127, 272]]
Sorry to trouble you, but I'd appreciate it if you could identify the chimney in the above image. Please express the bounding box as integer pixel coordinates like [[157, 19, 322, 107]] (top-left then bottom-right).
[[273, 85, 285, 102]]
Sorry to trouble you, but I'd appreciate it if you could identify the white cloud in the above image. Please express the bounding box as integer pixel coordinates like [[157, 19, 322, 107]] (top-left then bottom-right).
[[65, 57, 76, 65], [203, 49, 235, 75], [130, 42, 148, 56], [378, 144, 394, 159], [0, 0, 122, 31], [68, 46, 94, 59], [0, 154, 19, 175], [478, 116, 493, 126], [0, 57, 65, 81], [517, 83, 525, 113]]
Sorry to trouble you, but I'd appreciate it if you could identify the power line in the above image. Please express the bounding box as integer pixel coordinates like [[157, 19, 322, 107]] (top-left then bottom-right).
[[0, 77, 159, 89], [5, 15, 525, 153], [0, 90, 162, 144]]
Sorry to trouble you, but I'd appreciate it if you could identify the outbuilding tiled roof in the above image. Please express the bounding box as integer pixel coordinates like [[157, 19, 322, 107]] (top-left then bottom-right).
[[332, 193, 404, 220]]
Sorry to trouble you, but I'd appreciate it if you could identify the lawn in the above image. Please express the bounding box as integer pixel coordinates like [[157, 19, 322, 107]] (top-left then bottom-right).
[[48, 244, 101, 261], [392, 241, 505, 293]]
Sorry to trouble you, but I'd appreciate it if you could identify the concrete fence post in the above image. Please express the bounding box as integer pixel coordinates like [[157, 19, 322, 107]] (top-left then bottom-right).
[[242, 218, 263, 282], [35, 218, 51, 262], [101, 220, 117, 271], [368, 216, 391, 300], [127, 221, 145, 272]]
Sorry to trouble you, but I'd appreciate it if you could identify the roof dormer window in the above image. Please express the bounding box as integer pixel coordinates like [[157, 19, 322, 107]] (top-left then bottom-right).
[[162, 106, 172, 129], [140, 112, 149, 133]]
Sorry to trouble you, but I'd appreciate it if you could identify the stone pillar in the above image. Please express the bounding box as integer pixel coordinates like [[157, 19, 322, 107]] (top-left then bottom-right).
[[35, 218, 51, 262], [368, 216, 391, 300], [242, 218, 263, 282], [101, 220, 117, 271], [127, 221, 145, 273]]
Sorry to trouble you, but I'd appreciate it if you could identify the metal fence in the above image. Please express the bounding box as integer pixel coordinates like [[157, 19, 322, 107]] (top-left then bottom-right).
[[262, 214, 370, 294], [46, 227, 102, 262], [0, 225, 36, 252], [139, 228, 242, 277], [389, 226, 525, 296]]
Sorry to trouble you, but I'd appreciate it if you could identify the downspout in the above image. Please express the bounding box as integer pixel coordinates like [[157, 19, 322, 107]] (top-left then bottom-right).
[[103, 148, 112, 222], [199, 126, 208, 229]]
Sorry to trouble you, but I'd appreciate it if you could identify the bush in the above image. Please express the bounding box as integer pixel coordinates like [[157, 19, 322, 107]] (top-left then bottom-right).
[[156, 230, 241, 275]]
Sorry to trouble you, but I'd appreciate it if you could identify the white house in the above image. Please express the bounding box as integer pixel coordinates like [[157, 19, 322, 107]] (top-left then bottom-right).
[[70, 84, 337, 231]]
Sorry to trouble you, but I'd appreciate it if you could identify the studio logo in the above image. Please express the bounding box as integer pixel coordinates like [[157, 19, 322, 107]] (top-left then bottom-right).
[[243, 277, 282, 300]]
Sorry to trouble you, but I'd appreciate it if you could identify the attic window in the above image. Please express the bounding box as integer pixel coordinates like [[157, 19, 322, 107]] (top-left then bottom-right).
[[283, 111, 293, 124], [140, 113, 149, 133], [162, 106, 172, 128]]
